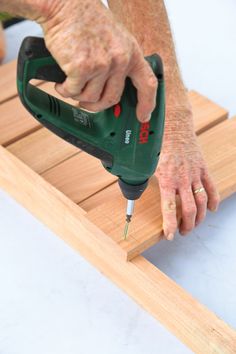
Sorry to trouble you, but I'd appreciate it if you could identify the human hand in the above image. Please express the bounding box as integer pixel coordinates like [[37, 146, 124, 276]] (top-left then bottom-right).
[[155, 107, 220, 240], [39, 0, 157, 122]]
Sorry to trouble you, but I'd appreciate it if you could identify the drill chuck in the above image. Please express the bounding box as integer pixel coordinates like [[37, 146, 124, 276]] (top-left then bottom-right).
[[118, 178, 148, 201]]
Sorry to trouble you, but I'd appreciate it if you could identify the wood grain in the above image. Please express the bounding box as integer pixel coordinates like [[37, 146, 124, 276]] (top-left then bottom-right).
[[42, 152, 117, 203], [189, 90, 228, 134], [0, 94, 42, 146], [0, 74, 227, 173], [7, 128, 78, 174], [0, 60, 18, 104], [0, 76, 229, 259], [37, 90, 227, 207], [82, 117, 236, 260], [0, 145, 235, 354], [0, 81, 77, 147]]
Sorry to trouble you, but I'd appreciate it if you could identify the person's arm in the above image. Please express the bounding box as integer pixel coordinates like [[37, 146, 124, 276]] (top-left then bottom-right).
[[0, 0, 158, 123], [108, 0, 220, 239], [0, 22, 5, 62], [0, 0, 53, 21]]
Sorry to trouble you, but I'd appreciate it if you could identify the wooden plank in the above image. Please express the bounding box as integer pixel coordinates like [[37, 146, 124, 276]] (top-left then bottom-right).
[[40, 90, 227, 204], [0, 93, 42, 146], [189, 90, 228, 134], [0, 60, 18, 103], [0, 81, 76, 147], [0, 145, 235, 354], [7, 128, 78, 174], [0, 60, 41, 104], [42, 152, 117, 203], [0, 57, 69, 105], [82, 117, 236, 260], [199, 117, 236, 201], [2, 90, 222, 191], [0, 56, 227, 146], [0, 68, 226, 149]]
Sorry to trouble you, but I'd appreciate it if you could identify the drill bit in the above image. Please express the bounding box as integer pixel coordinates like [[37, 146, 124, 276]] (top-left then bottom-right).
[[123, 200, 135, 240]]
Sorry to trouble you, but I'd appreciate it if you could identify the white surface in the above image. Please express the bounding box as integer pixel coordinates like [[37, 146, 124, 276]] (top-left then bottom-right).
[[0, 1, 236, 353], [0, 189, 188, 354]]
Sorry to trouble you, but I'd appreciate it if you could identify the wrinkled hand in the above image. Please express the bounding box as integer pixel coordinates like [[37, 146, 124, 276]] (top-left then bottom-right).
[[155, 108, 220, 240], [40, 0, 157, 122]]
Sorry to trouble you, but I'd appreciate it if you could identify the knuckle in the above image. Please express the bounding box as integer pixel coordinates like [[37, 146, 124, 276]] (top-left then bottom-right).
[[180, 174, 190, 185], [106, 93, 121, 105], [114, 51, 130, 67], [197, 213, 205, 223], [78, 58, 95, 72], [147, 75, 158, 89], [197, 194, 207, 205], [96, 59, 110, 73], [82, 93, 99, 103], [184, 205, 197, 217]]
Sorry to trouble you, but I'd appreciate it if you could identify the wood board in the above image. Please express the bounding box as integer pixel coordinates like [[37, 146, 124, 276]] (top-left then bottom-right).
[[82, 117, 236, 260], [0, 60, 17, 103], [0, 59, 235, 353], [0, 144, 235, 354]]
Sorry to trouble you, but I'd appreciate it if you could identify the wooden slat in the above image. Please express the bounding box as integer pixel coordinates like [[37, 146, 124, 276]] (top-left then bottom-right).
[[0, 66, 226, 166], [28, 93, 227, 207], [0, 81, 76, 146], [0, 145, 235, 354], [0, 57, 227, 146], [189, 90, 227, 134], [7, 128, 78, 174], [81, 117, 236, 260], [0, 60, 17, 103], [0, 93, 42, 146], [42, 152, 117, 203], [199, 117, 236, 201], [0, 60, 41, 104], [0, 59, 60, 105]]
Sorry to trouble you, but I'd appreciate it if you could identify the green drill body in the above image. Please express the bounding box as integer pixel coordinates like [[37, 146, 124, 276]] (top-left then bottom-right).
[[17, 37, 165, 231]]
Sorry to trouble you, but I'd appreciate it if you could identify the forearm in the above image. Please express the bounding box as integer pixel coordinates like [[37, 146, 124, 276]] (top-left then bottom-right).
[[0, 0, 60, 22], [108, 0, 194, 140]]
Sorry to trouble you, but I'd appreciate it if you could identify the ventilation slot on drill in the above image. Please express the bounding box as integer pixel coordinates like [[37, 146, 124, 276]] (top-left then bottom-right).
[[48, 94, 61, 116]]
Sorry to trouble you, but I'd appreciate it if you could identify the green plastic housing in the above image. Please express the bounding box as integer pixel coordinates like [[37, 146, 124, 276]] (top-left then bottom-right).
[[17, 37, 165, 187]]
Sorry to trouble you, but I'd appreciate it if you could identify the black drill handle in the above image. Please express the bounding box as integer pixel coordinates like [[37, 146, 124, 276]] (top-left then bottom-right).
[[17, 36, 66, 83]]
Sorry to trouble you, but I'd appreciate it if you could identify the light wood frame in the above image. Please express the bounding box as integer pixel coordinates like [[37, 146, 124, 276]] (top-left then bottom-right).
[[0, 60, 236, 353]]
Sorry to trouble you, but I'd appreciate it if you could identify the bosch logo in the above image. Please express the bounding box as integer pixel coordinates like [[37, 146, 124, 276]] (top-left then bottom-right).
[[139, 122, 150, 144]]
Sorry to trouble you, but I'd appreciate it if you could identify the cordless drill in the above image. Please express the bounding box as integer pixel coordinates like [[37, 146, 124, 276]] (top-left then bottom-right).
[[17, 37, 165, 238]]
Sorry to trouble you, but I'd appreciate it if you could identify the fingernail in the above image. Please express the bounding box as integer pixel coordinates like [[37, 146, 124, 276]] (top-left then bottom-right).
[[210, 206, 218, 212], [166, 233, 174, 241], [142, 114, 152, 122]]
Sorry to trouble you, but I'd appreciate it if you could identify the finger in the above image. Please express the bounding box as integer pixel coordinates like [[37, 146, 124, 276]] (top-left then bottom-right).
[[179, 186, 197, 235], [79, 72, 126, 112], [55, 75, 88, 99], [128, 56, 158, 123], [55, 58, 104, 98], [192, 181, 208, 226], [160, 187, 178, 241], [73, 71, 110, 103], [202, 172, 220, 212]]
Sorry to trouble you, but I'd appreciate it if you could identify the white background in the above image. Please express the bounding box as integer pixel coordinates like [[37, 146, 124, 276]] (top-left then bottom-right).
[[0, 1, 236, 353]]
